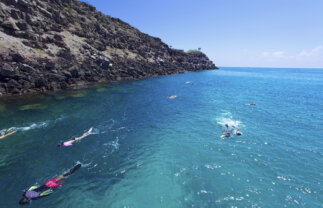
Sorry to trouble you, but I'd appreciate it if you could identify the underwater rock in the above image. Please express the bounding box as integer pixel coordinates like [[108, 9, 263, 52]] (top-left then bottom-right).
[[19, 103, 46, 111]]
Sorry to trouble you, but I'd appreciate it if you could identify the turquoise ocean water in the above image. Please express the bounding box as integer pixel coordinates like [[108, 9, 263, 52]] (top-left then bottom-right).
[[0, 67, 322, 207]]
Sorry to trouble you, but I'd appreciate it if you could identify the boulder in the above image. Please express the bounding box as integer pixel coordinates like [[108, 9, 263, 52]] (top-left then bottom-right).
[[2, 63, 14, 71], [0, 63, 15, 79], [101, 60, 110, 70], [14, 31, 36, 40], [7, 79, 21, 89], [2, 0, 16, 5], [11, 73, 26, 81], [15, 20, 30, 31], [21, 80, 32, 90], [47, 73, 65, 82], [60, 82, 67, 89], [11, 87, 21, 94], [62, 70, 72, 78], [13, 31, 27, 38], [19, 64, 34, 72], [9, 53, 24, 62], [51, 24, 63, 32], [38, 7, 52, 18], [54, 40, 67, 48], [53, 34, 63, 41], [2, 19, 19, 31], [70, 69, 79, 78], [57, 49, 73, 59], [45, 62, 56, 70], [0, 8, 6, 17], [10, 9, 22, 20], [17, 0, 32, 7], [43, 36, 55, 44], [34, 77, 48, 88]]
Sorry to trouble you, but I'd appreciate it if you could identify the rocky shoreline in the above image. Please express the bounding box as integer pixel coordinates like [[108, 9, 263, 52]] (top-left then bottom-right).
[[0, 0, 217, 96]]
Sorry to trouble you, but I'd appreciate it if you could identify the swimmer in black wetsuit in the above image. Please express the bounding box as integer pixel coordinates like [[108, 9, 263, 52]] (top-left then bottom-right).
[[232, 126, 242, 136], [19, 164, 81, 205], [245, 102, 256, 106]]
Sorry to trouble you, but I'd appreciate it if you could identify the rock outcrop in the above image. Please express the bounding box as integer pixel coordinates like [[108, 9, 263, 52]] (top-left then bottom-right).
[[0, 0, 217, 95]]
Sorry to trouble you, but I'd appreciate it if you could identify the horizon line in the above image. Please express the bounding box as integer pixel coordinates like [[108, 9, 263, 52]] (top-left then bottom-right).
[[217, 66, 323, 69]]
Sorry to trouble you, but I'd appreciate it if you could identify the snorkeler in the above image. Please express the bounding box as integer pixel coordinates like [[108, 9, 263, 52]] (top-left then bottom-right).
[[19, 163, 81, 205], [220, 124, 232, 139], [0, 127, 17, 140], [245, 102, 256, 106], [232, 126, 242, 136], [220, 124, 243, 139], [168, 95, 177, 99], [58, 128, 93, 147]]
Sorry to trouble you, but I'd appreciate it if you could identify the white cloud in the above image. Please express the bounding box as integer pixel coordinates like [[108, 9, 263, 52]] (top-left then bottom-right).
[[254, 45, 323, 68], [272, 51, 284, 57], [260, 51, 286, 58], [298, 45, 322, 57], [261, 52, 269, 57], [222, 45, 323, 68], [260, 45, 323, 59]]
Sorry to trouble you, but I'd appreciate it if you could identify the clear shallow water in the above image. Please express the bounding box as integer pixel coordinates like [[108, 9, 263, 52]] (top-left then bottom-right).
[[0, 67, 322, 208]]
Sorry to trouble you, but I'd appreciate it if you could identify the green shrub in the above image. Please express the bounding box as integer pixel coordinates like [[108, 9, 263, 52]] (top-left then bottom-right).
[[74, 21, 80, 27], [35, 48, 45, 53], [186, 49, 199, 53]]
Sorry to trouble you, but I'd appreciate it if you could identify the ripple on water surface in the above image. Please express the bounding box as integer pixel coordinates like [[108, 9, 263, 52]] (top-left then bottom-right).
[[0, 68, 322, 207]]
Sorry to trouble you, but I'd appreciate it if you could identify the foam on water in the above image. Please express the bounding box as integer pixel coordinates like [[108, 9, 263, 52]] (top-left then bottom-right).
[[16, 121, 49, 131], [89, 128, 100, 135], [216, 112, 244, 129], [104, 136, 120, 152], [0, 121, 49, 133]]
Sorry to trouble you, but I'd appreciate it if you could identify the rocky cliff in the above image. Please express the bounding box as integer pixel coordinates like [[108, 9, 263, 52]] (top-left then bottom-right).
[[0, 0, 217, 95]]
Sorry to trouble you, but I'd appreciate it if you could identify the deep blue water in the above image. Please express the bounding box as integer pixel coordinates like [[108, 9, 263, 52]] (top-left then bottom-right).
[[0, 67, 322, 207]]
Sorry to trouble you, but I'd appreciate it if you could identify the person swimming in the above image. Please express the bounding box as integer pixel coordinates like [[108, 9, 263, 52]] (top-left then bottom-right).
[[220, 124, 232, 139], [220, 124, 242, 139], [0, 127, 17, 140], [19, 163, 81, 205], [235, 130, 242, 136], [58, 128, 93, 147], [232, 126, 242, 136]]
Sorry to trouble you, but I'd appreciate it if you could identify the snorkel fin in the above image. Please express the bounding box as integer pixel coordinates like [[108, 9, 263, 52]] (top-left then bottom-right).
[[63, 163, 81, 177]]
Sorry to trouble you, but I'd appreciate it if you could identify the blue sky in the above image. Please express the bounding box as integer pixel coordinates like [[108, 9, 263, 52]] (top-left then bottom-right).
[[83, 0, 323, 68]]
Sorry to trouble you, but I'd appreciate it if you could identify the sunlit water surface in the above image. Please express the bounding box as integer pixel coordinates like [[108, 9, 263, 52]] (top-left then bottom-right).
[[0, 67, 322, 207]]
